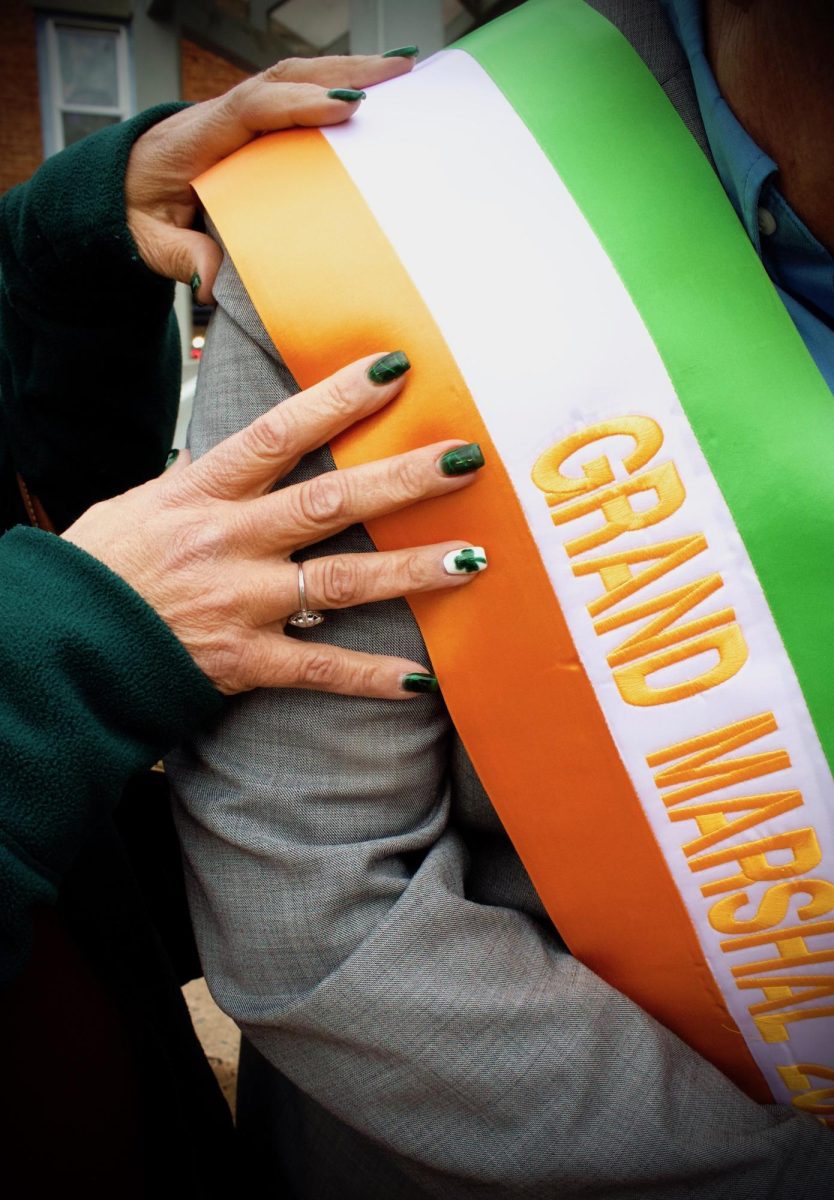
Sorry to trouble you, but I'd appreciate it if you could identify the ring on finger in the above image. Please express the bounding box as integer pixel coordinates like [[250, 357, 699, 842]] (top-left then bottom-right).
[[287, 561, 325, 629]]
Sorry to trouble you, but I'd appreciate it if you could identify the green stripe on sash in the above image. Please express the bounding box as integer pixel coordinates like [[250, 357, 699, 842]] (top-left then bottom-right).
[[459, 0, 834, 768]]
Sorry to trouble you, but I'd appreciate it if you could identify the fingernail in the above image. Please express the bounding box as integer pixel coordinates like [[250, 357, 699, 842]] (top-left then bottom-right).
[[443, 546, 488, 575], [438, 443, 485, 476], [164, 448, 180, 470], [367, 350, 410, 384], [382, 45, 419, 58], [401, 672, 439, 694], [190, 272, 201, 297], [328, 88, 366, 102]]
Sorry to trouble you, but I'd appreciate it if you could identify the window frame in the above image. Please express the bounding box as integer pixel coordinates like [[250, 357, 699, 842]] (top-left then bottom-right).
[[37, 14, 134, 157]]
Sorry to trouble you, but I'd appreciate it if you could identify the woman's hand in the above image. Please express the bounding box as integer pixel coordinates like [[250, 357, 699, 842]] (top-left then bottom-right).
[[126, 53, 416, 302], [63, 353, 486, 698]]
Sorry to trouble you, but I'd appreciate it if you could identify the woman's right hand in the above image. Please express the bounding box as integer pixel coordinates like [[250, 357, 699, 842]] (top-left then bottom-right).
[[63, 353, 486, 698], [126, 52, 417, 301]]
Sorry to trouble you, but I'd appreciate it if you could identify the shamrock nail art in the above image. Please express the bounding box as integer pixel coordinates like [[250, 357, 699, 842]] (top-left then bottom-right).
[[443, 547, 488, 575]]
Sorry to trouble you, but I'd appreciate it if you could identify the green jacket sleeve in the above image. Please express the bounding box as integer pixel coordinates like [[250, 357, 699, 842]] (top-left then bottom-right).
[[0, 105, 222, 984], [0, 104, 188, 531], [0, 527, 223, 985]]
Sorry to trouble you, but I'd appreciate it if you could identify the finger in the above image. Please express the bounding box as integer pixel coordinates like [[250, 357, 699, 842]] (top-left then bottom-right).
[[240, 542, 487, 625], [260, 52, 417, 90], [185, 53, 416, 172], [188, 75, 372, 176], [186, 352, 413, 501], [302, 541, 488, 612], [240, 636, 437, 700], [186, 233, 223, 303], [132, 217, 222, 300], [250, 440, 485, 554], [226, 81, 370, 138], [164, 227, 222, 301]]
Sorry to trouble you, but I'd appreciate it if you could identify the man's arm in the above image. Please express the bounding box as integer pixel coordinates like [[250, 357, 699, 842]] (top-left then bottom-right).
[[170, 257, 834, 1199]]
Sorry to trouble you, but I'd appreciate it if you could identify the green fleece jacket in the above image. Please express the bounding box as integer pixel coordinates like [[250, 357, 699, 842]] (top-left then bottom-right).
[[0, 111, 223, 985]]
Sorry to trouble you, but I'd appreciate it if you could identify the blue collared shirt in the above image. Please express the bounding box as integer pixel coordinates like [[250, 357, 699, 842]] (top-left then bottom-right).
[[664, 0, 834, 392]]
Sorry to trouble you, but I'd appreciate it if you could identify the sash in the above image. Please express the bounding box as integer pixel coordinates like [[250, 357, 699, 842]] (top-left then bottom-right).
[[195, 0, 834, 1118]]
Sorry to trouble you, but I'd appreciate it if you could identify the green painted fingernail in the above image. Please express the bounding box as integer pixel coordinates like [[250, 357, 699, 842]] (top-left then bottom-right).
[[438, 443, 485, 476], [443, 546, 488, 575], [382, 45, 419, 58], [190, 272, 201, 297], [164, 448, 180, 470], [328, 88, 366, 102], [367, 350, 410, 384], [401, 672, 439, 694]]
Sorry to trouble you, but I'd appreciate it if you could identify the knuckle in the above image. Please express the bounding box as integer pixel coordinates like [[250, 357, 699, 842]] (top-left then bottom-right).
[[205, 640, 250, 694], [295, 472, 348, 526], [164, 515, 228, 568], [239, 414, 292, 464], [216, 77, 253, 113], [402, 551, 429, 590], [295, 650, 340, 690], [325, 374, 362, 418], [391, 454, 426, 499], [264, 58, 300, 81], [317, 556, 361, 607]]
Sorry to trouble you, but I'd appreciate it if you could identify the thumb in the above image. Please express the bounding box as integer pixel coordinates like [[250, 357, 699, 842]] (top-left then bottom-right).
[[163, 447, 192, 477]]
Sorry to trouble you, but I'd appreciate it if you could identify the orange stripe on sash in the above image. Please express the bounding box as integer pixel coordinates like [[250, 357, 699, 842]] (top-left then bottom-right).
[[197, 128, 767, 1099]]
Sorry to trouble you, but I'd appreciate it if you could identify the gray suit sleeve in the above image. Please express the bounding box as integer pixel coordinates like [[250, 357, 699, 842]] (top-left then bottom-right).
[[168, 256, 834, 1200]]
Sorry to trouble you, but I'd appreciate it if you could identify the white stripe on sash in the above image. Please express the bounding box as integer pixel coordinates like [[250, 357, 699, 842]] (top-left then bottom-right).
[[322, 48, 834, 1098]]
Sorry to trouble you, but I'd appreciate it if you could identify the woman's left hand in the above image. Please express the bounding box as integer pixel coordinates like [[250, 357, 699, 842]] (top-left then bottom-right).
[[63, 351, 485, 698], [126, 52, 416, 302]]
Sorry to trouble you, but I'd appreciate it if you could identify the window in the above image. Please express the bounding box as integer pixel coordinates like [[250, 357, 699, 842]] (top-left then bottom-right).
[[38, 17, 133, 156]]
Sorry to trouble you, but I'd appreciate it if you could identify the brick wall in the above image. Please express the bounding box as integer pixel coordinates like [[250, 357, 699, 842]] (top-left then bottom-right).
[[0, 23, 253, 195], [181, 38, 250, 104], [0, 0, 44, 194]]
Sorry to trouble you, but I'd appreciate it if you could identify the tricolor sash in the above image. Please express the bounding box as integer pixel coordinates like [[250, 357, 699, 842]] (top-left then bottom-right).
[[196, 0, 834, 1118]]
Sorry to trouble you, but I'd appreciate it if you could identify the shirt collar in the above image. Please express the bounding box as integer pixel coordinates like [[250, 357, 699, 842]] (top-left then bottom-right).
[[662, 0, 775, 251], [662, 0, 834, 327]]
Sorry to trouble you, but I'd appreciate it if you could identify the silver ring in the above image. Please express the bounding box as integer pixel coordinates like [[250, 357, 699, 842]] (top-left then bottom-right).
[[287, 562, 324, 629]]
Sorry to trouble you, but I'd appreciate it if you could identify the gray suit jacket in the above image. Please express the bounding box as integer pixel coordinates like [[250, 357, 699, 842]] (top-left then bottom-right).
[[168, 2, 834, 1195]]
